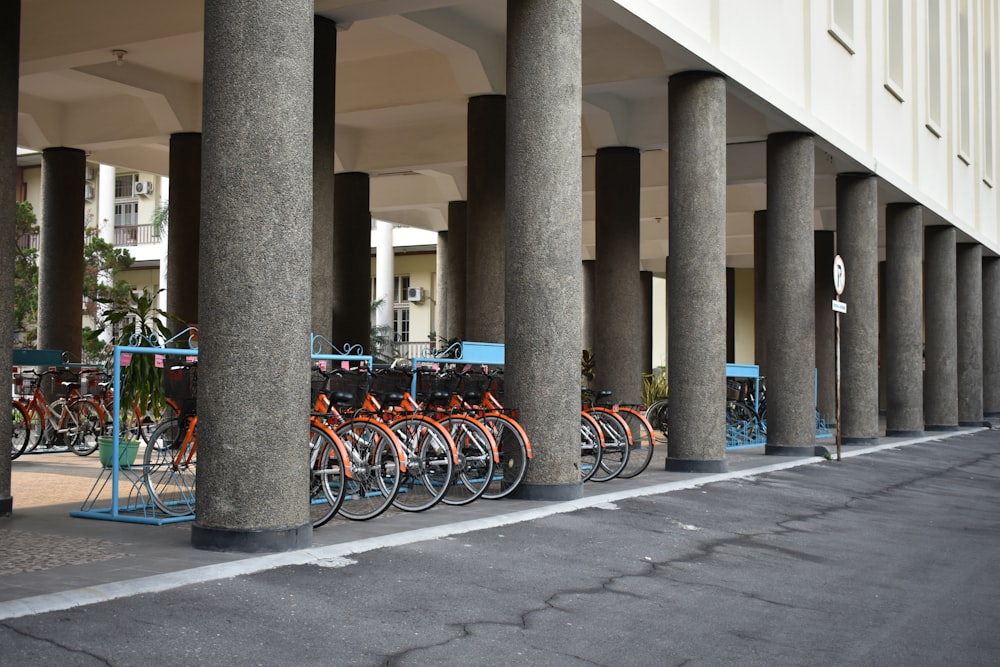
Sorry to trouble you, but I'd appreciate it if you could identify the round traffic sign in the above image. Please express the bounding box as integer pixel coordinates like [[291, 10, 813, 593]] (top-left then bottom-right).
[[833, 255, 846, 296]]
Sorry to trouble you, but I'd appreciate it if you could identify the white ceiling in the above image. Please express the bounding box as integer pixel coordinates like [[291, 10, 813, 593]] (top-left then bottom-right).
[[17, 0, 868, 273]]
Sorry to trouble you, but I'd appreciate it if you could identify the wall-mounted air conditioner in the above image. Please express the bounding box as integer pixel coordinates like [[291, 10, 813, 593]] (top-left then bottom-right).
[[84, 183, 94, 200], [407, 286, 425, 303], [133, 180, 153, 196]]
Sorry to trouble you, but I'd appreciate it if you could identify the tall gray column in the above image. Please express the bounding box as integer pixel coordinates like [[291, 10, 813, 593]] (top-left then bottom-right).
[[753, 210, 767, 373], [435, 231, 447, 343], [837, 173, 879, 443], [37, 147, 86, 362], [166, 132, 202, 332], [582, 259, 596, 353], [0, 0, 20, 517], [983, 257, 1000, 417], [312, 16, 336, 342], [879, 260, 887, 414], [641, 270, 653, 376], [814, 230, 836, 424], [466, 94, 505, 343], [331, 172, 371, 351], [957, 243, 984, 425], [885, 204, 924, 435], [594, 146, 642, 405], [193, 0, 314, 552], [924, 225, 959, 430], [666, 71, 728, 472], [765, 133, 817, 456], [506, 0, 583, 500], [445, 200, 467, 343]]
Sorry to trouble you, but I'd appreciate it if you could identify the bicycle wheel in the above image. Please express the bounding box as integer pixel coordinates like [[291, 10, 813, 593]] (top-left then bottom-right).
[[10, 402, 30, 460], [440, 415, 495, 506], [587, 409, 630, 482], [143, 418, 196, 516], [645, 398, 669, 442], [390, 415, 455, 512], [617, 407, 655, 479], [335, 419, 401, 521], [69, 399, 104, 456], [23, 403, 43, 453], [309, 424, 346, 528], [580, 412, 603, 482], [478, 413, 530, 499]]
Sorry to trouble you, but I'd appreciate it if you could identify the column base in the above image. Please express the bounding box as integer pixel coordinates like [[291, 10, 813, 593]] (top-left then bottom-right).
[[510, 481, 584, 501], [984, 412, 1000, 418], [192, 522, 312, 553], [1, 496, 11, 517], [664, 458, 729, 473], [841, 436, 881, 446], [959, 420, 990, 427], [765, 444, 828, 457], [885, 429, 924, 437], [924, 424, 960, 431]]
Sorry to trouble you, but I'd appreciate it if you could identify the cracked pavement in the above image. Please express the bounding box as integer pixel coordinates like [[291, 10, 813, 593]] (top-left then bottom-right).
[[2, 431, 999, 666]]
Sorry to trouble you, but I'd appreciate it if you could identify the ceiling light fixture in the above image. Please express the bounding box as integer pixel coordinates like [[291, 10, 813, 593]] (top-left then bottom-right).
[[112, 49, 127, 66]]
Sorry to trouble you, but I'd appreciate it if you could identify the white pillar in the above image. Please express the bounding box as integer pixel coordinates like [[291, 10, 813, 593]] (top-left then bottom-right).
[[375, 219, 394, 330], [97, 164, 116, 344], [158, 176, 169, 313]]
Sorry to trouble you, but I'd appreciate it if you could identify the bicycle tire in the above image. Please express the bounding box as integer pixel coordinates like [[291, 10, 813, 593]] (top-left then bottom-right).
[[11, 401, 30, 460], [334, 419, 401, 521], [580, 412, 603, 482], [645, 398, 669, 442], [587, 408, 631, 482], [23, 403, 44, 453], [390, 415, 455, 512], [143, 418, 196, 517], [309, 423, 346, 528], [617, 407, 655, 478], [478, 413, 530, 499], [69, 399, 104, 456], [440, 415, 495, 506]]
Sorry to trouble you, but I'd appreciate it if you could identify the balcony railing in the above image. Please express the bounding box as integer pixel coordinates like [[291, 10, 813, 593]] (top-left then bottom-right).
[[115, 224, 160, 246], [16, 233, 38, 251]]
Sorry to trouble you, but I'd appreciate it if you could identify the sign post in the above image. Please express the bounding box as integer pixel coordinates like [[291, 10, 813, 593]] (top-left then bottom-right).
[[832, 255, 846, 461]]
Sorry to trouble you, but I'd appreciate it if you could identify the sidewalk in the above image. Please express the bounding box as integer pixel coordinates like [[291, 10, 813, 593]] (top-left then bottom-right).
[[0, 427, 979, 620]]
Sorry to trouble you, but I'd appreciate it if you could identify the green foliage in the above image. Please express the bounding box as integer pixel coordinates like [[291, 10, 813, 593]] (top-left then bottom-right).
[[100, 288, 176, 418], [13, 201, 38, 345], [150, 199, 169, 238], [641, 368, 669, 408], [580, 349, 595, 385], [83, 228, 136, 324]]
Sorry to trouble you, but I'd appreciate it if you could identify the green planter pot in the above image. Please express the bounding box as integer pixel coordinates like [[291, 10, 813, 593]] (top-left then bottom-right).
[[97, 436, 140, 469]]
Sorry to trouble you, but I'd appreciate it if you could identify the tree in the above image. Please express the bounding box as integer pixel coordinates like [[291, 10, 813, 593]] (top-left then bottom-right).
[[81, 229, 136, 362], [13, 201, 39, 346]]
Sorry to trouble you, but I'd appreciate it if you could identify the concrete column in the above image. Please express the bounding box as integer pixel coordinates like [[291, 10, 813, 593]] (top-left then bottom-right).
[[166, 132, 201, 332], [445, 200, 467, 342], [726, 268, 735, 362], [765, 132, 817, 456], [879, 260, 887, 415], [666, 71, 728, 472], [753, 210, 767, 373], [435, 231, 447, 343], [594, 146, 642, 405], [374, 220, 394, 330], [956, 243, 983, 425], [466, 94, 505, 343], [37, 147, 86, 362], [506, 0, 583, 499], [312, 16, 336, 342], [0, 0, 20, 517], [924, 225, 959, 430], [837, 173, 879, 443], [814, 230, 836, 424], [332, 171, 371, 351], [885, 204, 924, 435], [641, 270, 653, 376], [98, 164, 115, 245], [582, 260, 595, 352], [194, 0, 314, 552], [983, 257, 1000, 417]]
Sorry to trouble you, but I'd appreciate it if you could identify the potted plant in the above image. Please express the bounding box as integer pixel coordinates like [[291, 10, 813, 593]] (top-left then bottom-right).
[[97, 287, 179, 464]]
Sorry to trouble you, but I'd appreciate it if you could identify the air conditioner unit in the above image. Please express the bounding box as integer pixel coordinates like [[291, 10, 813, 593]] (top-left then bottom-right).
[[83, 183, 94, 200], [406, 286, 425, 303], [133, 181, 153, 196]]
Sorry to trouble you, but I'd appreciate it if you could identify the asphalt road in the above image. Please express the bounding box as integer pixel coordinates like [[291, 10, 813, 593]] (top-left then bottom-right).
[[2, 430, 998, 666]]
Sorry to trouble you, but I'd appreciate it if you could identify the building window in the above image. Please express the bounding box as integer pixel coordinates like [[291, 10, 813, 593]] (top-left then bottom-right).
[[958, 0, 972, 164], [926, 0, 943, 135], [885, 0, 905, 101], [393, 275, 410, 304], [983, 0, 995, 186], [393, 306, 410, 343], [829, 0, 856, 54], [115, 173, 137, 198]]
